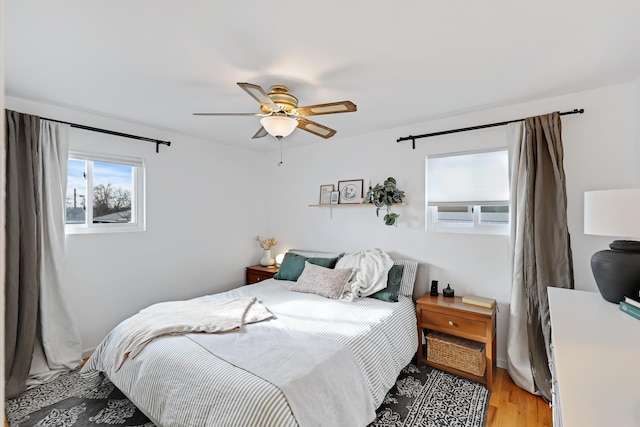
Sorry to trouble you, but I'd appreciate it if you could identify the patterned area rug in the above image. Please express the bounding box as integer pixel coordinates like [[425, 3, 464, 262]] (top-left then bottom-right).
[[6, 363, 489, 427], [369, 364, 490, 427]]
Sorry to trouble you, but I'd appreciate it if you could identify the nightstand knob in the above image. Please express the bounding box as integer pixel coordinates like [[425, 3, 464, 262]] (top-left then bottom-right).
[[448, 320, 454, 326]]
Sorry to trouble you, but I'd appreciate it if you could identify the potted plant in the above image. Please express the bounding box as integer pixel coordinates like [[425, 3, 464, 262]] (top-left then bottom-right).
[[365, 177, 405, 226]]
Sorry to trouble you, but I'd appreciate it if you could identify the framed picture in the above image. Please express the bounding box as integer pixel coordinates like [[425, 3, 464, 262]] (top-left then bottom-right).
[[319, 184, 334, 205], [338, 179, 364, 204], [330, 191, 340, 204]]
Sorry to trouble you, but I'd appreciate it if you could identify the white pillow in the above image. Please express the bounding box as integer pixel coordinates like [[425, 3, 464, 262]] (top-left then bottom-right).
[[335, 248, 394, 299], [289, 262, 353, 299], [393, 260, 418, 298]]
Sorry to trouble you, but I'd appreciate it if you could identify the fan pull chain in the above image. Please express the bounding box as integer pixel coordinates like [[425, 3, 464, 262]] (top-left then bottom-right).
[[278, 136, 284, 166]]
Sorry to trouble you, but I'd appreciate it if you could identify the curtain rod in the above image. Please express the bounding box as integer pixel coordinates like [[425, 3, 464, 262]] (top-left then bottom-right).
[[397, 108, 584, 149], [41, 117, 171, 153]]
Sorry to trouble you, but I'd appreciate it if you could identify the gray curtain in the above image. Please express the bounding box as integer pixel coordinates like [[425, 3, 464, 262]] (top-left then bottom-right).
[[5, 110, 81, 398], [506, 112, 574, 402], [5, 111, 41, 398]]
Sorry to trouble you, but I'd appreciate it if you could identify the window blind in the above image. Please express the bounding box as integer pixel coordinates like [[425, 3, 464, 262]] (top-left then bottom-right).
[[426, 148, 509, 206]]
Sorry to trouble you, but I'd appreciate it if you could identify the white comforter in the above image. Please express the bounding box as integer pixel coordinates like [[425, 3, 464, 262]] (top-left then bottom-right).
[[81, 279, 418, 427]]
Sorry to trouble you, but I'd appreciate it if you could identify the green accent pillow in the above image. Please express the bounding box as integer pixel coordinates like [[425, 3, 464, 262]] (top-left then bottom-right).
[[370, 264, 405, 302], [274, 252, 339, 281], [308, 256, 339, 269]]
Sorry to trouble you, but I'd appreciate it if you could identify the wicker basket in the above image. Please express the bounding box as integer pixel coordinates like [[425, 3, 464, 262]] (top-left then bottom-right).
[[426, 331, 486, 377]]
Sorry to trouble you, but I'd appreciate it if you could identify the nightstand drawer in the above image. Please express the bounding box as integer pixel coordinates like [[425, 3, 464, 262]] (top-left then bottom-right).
[[247, 270, 271, 283], [420, 310, 487, 338], [245, 265, 279, 285]]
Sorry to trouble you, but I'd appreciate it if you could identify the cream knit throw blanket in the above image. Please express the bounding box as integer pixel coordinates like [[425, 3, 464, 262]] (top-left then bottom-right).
[[113, 297, 272, 370]]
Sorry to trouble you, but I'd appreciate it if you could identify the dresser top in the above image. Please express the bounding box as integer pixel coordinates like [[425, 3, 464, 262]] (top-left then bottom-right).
[[548, 287, 640, 427]]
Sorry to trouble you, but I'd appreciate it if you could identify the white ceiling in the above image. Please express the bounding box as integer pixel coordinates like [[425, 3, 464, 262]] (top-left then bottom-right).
[[5, 1, 640, 151]]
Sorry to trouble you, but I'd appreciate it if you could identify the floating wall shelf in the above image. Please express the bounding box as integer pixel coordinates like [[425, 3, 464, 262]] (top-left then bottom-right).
[[308, 203, 407, 208], [309, 203, 407, 219]]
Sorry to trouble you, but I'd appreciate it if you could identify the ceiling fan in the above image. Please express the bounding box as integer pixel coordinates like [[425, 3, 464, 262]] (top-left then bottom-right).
[[193, 82, 357, 140]]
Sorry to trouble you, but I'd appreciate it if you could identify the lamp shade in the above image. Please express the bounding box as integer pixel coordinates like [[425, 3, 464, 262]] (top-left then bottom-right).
[[260, 115, 297, 138], [584, 189, 640, 238]]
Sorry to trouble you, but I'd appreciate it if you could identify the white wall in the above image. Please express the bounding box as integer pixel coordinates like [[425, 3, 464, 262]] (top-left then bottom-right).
[[6, 97, 270, 354], [265, 80, 640, 368]]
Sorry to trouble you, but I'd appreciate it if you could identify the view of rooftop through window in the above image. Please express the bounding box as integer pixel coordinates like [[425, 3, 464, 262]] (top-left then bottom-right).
[[66, 159, 134, 224]]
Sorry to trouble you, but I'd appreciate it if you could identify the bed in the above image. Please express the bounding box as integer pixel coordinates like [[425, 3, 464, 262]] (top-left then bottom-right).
[[81, 251, 419, 427]]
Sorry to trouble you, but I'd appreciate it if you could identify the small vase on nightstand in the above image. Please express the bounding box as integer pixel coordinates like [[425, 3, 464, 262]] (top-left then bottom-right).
[[260, 249, 275, 266]]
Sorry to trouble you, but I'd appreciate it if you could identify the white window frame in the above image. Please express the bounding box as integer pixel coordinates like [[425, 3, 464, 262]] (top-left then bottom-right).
[[425, 148, 509, 235], [65, 151, 145, 234], [426, 204, 509, 235]]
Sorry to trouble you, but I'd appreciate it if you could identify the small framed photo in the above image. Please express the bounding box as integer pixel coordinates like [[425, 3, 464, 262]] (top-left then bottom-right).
[[338, 179, 364, 204], [319, 184, 334, 205], [330, 191, 340, 204]]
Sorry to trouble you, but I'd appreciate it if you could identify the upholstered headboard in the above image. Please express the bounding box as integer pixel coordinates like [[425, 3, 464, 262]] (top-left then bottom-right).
[[288, 249, 344, 258]]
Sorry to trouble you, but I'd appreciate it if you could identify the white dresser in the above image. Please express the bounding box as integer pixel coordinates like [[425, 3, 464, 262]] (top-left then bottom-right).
[[548, 287, 640, 427]]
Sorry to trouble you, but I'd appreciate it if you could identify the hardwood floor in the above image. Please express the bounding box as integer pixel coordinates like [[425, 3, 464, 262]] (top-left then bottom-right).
[[487, 368, 552, 427]]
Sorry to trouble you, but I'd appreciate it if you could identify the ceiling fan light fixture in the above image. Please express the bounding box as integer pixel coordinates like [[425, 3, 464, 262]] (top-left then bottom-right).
[[260, 115, 297, 138], [194, 82, 356, 140]]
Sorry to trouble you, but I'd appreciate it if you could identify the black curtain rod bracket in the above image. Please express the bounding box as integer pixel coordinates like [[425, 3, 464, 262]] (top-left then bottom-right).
[[41, 117, 171, 153], [397, 108, 584, 149]]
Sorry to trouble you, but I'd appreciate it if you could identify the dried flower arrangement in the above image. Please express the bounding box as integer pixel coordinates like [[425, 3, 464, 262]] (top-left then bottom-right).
[[255, 236, 277, 250]]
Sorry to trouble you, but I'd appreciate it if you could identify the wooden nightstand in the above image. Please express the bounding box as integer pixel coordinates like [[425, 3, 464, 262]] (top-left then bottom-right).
[[416, 294, 496, 390], [245, 265, 279, 285]]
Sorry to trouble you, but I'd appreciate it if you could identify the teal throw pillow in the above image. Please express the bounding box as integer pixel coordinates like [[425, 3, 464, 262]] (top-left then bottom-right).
[[307, 256, 339, 269], [370, 264, 405, 302], [274, 252, 306, 281], [274, 252, 339, 281]]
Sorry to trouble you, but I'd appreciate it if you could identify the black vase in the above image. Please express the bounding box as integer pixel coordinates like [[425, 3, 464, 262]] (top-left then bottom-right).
[[591, 241, 640, 304]]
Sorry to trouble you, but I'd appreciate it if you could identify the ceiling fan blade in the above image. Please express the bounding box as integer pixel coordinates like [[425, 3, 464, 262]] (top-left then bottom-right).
[[296, 117, 337, 139], [193, 112, 263, 116], [295, 101, 357, 116], [252, 126, 268, 139], [237, 82, 279, 112]]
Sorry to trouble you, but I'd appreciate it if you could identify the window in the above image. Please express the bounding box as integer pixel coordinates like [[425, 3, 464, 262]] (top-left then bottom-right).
[[426, 148, 509, 234], [65, 151, 145, 233]]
